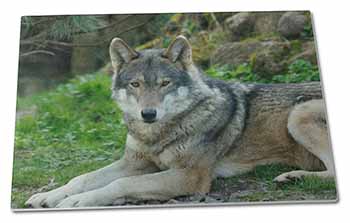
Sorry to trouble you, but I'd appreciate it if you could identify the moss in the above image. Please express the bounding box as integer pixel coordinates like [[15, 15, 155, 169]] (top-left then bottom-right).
[[169, 13, 184, 23], [290, 40, 303, 55], [249, 52, 257, 67], [240, 32, 281, 43], [191, 30, 228, 68]]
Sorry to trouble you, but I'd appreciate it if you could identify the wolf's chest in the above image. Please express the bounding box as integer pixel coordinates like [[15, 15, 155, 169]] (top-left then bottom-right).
[[147, 146, 189, 170], [147, 152, 171, 170]]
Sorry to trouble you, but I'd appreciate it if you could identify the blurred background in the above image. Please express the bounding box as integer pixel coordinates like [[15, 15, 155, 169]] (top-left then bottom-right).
[[18, 11, 318, 96]]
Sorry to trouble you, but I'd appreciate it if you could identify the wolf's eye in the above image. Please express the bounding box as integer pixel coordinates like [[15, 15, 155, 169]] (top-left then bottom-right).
[[130, 82, 140, 88], [161, 80, 170, 87]]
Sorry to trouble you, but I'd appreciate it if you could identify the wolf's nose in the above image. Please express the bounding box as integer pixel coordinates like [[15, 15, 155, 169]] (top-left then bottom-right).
[[141, 108, 157, 122]]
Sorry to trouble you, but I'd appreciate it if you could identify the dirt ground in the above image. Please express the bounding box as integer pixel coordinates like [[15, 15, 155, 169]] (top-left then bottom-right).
[[109, 165, 337, 207]]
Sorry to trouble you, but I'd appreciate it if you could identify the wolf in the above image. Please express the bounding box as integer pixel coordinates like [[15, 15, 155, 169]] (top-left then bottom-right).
[[25, 35, 335, 208]]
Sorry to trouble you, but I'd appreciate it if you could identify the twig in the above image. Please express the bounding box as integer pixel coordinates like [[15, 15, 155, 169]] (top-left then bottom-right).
[[20, 50, 55, 57]]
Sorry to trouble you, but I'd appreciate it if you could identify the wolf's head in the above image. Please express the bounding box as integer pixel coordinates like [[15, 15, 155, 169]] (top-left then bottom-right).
[[110, 36, 211, 124]]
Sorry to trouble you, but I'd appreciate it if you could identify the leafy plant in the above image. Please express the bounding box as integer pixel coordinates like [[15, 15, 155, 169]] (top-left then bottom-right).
[[206, 59, 320, 84], [206, 63, 268, 83], [272, 60, 320, 83], [301, 23, 314, 39]]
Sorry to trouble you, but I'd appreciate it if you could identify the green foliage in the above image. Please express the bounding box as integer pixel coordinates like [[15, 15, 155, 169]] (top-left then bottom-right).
[[301, 12, 314, 39], [16, 74, 126, 153], [290, 40, 303, 55], [272, 60, 320, 83], [206, 63, 264, 82], [13, 74, 127, 208], [182, 19, 200, 35], [149, 14, 173, 45], [301, 23, 314, 39], [206, 59, 320, 84], [161, 36, 173, 48], [21, 16, 106, 41]]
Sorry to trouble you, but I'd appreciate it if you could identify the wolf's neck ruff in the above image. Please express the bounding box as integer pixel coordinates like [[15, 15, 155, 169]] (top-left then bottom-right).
[[125, 78, 249, 163]]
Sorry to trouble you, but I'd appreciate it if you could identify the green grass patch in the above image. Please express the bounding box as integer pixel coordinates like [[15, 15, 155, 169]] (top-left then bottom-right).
[[12, 73, 127, 208], [206, 59, 320, 83]]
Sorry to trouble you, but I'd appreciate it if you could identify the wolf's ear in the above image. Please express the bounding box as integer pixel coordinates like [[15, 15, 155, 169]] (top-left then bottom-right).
[[109, 37, 139, 73], [163, 35, 193, 67]]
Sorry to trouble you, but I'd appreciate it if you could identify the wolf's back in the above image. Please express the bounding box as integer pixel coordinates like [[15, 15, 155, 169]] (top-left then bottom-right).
[[244, 82, 323, 114]]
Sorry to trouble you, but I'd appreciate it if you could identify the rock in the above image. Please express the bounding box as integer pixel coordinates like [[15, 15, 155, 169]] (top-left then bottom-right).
[[214, 12, 236, 24], [112, 198, 127, 205], [252, 41, 291, 77], [225, 12, 285, 40], [204, 196, 223, 203], [253, 52, 285, 77], [188, 194, 206, 202], [166, 199, 182, 204], [289, 48, 317, 65], [211, 39, 290, 77], [254, 12, 284, 34], [288, 41, 317, 65], [211, 40, 262, 67], [145, 200, 162, 205], [278, 12, 307, 39], [225, 12, 255, 41]]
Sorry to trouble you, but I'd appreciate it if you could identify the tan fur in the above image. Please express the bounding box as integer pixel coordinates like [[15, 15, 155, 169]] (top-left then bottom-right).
[[274, 100, 334, 182], [215, 99, 333, 183]]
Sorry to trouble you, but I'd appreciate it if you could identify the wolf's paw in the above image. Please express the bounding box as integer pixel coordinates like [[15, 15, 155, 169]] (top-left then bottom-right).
[[25, 188, 69, 208], [56, 191, 101, 208], [273, 170, 306, 183]]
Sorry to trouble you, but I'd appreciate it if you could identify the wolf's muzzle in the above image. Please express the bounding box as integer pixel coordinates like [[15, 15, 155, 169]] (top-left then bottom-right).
[[141, 108, 157, 123]]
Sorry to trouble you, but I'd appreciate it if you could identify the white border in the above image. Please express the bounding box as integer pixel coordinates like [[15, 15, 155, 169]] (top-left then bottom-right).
[[1, 1, 350, 223]]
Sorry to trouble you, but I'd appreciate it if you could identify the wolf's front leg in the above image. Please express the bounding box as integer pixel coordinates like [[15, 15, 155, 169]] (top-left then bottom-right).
[[25, 153, 158, 208], [56, 167, 212, 208]]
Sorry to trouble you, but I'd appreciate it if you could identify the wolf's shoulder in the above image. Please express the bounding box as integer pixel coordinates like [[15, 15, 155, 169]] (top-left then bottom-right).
[[202, 76, 252, 99]]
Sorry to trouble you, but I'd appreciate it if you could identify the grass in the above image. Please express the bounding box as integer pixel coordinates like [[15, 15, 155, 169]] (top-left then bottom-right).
[[12, 74, 126, 208], [206, 59, 320, 83], [12, 67, 336, 208], [211, 164, 337, 202]]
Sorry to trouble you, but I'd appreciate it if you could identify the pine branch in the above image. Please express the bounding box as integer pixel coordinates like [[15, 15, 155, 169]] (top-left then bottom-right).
[[20, 16, 154, 48]]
